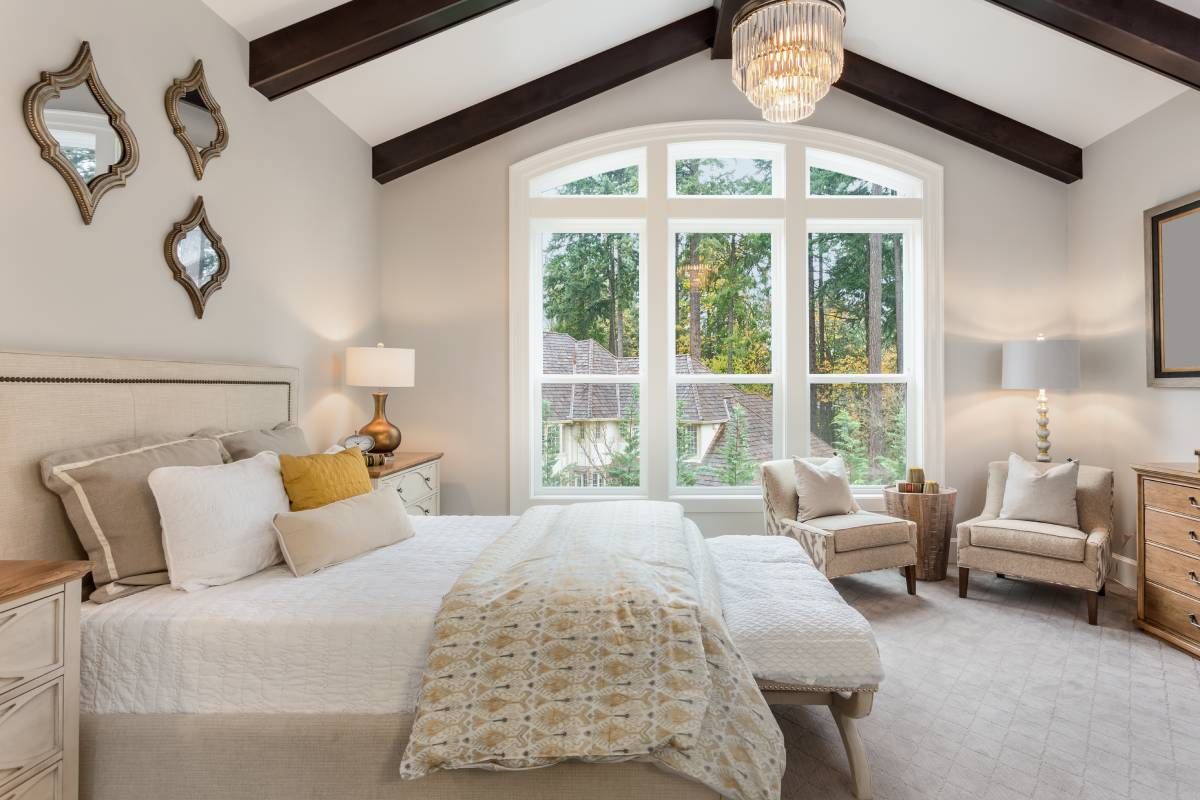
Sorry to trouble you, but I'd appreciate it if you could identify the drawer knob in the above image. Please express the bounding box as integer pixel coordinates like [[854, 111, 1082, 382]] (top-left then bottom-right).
[[416, 505, 429, 516], [1191, 531, 1200, 544], [1191, 614, 1200, 630], [422, 474, 433, 489], [1191, 571, 1200, 586], [1192, 497, 1200, 510]]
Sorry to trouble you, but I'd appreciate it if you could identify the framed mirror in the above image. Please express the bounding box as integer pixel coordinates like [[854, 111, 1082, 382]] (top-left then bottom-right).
[[23, 42, 139, 225], [1146, 189, 1200, 387], [165, 60, 229, 180], [164, 197, 229, 319]]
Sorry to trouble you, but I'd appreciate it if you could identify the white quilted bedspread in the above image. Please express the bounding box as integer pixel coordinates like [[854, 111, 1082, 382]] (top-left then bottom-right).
[[80, 519, 882, 715], [708, 535, 884, 689]]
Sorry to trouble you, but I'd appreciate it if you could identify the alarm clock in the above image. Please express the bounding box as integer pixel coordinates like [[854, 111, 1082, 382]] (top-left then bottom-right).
[[341, 433, 377, 453]]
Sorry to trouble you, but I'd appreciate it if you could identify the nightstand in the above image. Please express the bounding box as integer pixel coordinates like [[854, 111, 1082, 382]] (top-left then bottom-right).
[[0, 560, 91, 800], [368, 452, 443, 517]]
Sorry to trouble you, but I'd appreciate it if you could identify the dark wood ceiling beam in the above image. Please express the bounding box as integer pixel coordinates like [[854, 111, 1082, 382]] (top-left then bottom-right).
[[983, 0, 1200, 91], [250, 0, 519, 100], [836, 52, 1082, 183], [372, 8, 717, 183], [711, 0, 748, 60]]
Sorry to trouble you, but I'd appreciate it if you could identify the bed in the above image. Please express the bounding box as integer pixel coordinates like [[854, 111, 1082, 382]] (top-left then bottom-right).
[[0, 351, 882, 800]]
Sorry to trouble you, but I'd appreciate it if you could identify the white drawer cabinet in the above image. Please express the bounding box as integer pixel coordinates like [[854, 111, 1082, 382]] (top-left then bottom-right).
[[0, 563, 90, 800], [368, 453, 442, 517]]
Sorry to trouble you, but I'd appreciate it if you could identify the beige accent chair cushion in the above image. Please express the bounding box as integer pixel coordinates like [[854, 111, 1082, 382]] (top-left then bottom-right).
[[998, 453, 1079, 527], [274, 489, 415, 577], [969, 518, 1087, 562], [807, 513, 914, 553], [196, 422, 310, 462], [794, 456, 858, 522], [40, 435, 226, 603]]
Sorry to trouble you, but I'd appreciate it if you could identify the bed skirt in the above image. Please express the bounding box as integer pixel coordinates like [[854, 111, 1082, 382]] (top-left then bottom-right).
[[79, 712, 721, 800]]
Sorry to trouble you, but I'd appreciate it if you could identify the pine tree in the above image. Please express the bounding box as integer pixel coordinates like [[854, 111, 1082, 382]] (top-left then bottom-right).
[[605, 387, 640, 488], [714, 404, 757, 486]]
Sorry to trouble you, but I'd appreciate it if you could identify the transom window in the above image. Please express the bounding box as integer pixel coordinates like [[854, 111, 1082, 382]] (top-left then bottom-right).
[[510, 122, 943, 513]]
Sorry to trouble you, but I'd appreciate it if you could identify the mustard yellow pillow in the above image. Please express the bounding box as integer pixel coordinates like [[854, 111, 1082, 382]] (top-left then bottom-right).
[[279, 448, 372, 511]]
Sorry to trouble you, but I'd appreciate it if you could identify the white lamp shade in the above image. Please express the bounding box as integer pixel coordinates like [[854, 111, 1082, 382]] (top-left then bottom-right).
[[345, 345, 415, 388], [1002, 339, 1080, 391]]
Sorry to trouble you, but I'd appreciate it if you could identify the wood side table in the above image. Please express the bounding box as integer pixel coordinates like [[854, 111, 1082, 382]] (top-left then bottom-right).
[[883, 488, 957, 581]]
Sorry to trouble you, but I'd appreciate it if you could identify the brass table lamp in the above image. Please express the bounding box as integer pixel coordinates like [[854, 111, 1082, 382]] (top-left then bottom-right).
[[346, 343, 415, 455]]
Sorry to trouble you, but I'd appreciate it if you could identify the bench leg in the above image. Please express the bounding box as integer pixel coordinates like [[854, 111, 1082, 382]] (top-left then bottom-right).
[[958, 567, 969, 598], [1087, 590, 1099, 626], [830, 694, 874, 800], [904, 565, 916, 595]]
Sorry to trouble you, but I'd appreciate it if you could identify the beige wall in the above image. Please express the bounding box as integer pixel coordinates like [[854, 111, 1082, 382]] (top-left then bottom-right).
[[0, 0, 380, 448], [1063, 90, 1200, 570], [379, 55, 1071, 529]]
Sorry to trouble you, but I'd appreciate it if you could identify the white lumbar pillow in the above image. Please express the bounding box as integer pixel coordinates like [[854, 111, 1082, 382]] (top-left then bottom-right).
[[998, 452, 1079, 528], [794, 455, 859, 522], [150, 451, 289, 591]]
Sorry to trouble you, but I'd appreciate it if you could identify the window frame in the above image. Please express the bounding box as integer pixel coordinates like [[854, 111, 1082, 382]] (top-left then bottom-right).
[[509, 121, 944, 514]]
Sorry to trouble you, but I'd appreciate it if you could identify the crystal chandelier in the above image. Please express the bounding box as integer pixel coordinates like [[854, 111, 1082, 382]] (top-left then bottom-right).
[[732, 0, 846, 124]]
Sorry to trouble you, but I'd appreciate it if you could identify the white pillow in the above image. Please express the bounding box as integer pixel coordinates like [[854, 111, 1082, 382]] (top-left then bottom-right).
[[998, 453, 1079, 528], [149, 451, 289, 591], [794, 455, 859, 522], [273, 489, 415, 577]]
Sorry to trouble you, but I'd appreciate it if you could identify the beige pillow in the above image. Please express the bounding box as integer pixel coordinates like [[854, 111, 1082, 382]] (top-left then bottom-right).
[[273, 488, 415, 577], [999, 453, 1079, 527], [195, 422, 310, 462], [794, 455, 859, 522], [40, 435, 225, 603]]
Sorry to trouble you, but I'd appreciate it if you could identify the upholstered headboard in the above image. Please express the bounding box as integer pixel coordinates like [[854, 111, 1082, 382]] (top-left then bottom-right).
[[0, 351, 299, 562]]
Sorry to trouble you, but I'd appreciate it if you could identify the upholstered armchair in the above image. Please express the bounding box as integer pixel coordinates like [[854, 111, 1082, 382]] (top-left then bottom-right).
[[761, 459, 919, 594], [957, 460, 1114, 625]]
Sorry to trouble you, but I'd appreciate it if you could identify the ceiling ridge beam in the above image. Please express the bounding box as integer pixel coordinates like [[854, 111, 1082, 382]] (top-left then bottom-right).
[[983, 0, 1200, 91], [250, 0, 520, 101], [372, 8, 717, 183], [837, 51, 1082, 183]]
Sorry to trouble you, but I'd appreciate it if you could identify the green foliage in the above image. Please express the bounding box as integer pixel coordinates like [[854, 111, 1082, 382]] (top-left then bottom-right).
[[708, 404, 757, 487], [543, 232, 639, 358], [675, 398, 697, 487], [606, 388, 640, 488], [552, 166, 639, 196], [676, 158, 772, 196], [541, 400, 564, 487], [809, 167, 898, 197], [61, 146, 96, 181]]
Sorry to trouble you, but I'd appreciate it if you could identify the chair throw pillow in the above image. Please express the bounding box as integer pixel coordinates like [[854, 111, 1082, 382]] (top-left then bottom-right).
[[278, 447, 373, 511], [274, 489, 415, 577], [794, 455, 859, 522], [40, 435, 225, 603], [998, 453, 1079, 528], [149, 451, 290, 591]]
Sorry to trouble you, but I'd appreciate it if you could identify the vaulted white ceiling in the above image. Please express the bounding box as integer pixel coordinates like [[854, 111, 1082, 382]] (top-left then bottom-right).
[[203, 0, 1192, 148]]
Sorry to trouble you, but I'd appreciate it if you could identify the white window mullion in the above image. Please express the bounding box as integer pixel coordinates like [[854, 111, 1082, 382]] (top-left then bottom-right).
[[786, 141, 810, 460], [644, 142, 670, 501]]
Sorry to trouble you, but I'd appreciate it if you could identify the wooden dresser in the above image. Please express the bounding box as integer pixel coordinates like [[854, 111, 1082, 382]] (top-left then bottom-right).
[[1134, 464, 1200, 658], [368, 452, 443, 517], [0, 561, 91, 800]]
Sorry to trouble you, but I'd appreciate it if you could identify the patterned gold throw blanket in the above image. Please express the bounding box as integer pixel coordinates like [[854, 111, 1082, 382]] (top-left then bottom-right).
[[399, 501, 784, 800]]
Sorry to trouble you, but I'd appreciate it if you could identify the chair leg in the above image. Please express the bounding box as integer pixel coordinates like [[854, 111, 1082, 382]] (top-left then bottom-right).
[[958, 567, 969, 598], [1099, 583, 1106, 597], [1087, 590, 1099, 626], [904, 565, 917, 595], [996, 573, 1006, 579]]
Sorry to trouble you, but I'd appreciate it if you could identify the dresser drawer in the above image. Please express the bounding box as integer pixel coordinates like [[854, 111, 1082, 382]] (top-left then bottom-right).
[[1, 761, 61, 800], [391, 462, 438, 504], [0, 594, 63, 697], [406, 495, 438, 518], [0, 677, 63, 791], [1144, 583, 1200, 646], [1144, 507, 1200, 556], [1146, 543, 1200, 602], [1143, 479, 1200, 520]]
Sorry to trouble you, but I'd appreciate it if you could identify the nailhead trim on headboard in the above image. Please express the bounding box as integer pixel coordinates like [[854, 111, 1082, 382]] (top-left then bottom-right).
[[0, 377, 294, 421]]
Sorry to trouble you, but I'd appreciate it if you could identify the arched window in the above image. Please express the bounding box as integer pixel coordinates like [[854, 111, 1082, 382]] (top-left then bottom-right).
[[509, 121, 944, 513]]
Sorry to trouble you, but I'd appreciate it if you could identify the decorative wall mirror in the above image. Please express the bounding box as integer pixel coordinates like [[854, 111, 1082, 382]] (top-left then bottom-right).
[[23, 42, 139, 224], [164, 197, 229, 319], [1145, 189, 1200, 387], [165, 60, 229, 180]]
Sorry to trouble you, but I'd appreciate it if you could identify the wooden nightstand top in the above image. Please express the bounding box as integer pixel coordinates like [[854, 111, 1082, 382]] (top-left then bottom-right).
[[0, 560, 91, 605], [367, 451, 443, 479]]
